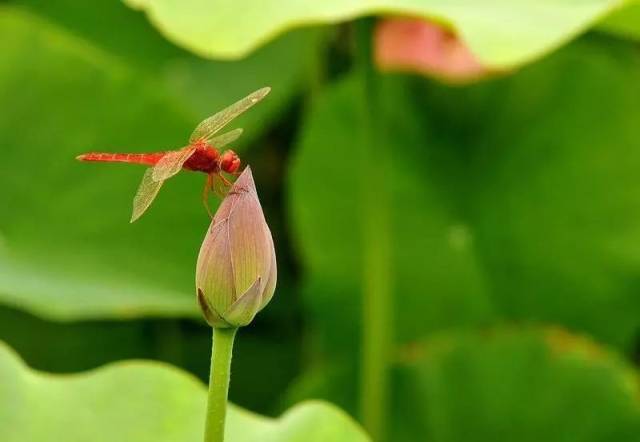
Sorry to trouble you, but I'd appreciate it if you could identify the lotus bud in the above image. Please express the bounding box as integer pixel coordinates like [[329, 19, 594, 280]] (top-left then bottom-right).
[[196, 166, 277, 328]]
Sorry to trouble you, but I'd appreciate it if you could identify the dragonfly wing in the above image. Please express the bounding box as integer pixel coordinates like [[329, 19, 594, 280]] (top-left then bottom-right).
[[131, 168, 164, 223], [208, 128, 243, 148], [189, 87, 270, 143], [151, 146, 196, 182]]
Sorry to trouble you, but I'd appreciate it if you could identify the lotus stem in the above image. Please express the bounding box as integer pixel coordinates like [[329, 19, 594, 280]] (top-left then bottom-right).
[[355, 17, 393, 442], [204, 327, 238, 442]]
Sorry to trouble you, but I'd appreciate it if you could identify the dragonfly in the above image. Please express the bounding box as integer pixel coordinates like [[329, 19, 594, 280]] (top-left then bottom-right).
[[77, 87, 270, 222]]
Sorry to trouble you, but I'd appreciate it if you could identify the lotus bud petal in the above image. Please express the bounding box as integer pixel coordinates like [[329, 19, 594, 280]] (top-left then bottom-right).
[[196, 167, 277, 328]]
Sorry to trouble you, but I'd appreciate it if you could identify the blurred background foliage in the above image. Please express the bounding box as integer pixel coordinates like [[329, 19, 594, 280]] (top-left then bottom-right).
[[1, 0, 640, 440]]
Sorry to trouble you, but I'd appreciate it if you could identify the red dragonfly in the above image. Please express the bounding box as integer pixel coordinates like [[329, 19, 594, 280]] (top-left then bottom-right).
[[77, 87, 270, 222]]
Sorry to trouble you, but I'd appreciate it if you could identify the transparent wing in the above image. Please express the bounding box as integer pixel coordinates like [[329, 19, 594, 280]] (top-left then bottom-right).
[[131, 168, 164, 223], [189, 87, 270, 143], [208, 128, 243, 148], [151, 146, 196, 182]]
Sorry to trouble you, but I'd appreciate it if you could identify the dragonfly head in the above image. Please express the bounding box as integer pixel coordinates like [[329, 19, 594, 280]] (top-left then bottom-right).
[[219, 149, 241, 174]]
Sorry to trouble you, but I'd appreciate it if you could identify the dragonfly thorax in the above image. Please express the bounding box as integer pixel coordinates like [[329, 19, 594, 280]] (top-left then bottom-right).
[[183, 141, 221, 173]]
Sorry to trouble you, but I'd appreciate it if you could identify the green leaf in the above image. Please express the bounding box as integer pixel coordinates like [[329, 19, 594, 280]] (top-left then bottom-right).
[[286, 36, 640, 429], [287, 31, 640, 438], [13, 0, 319, 147], [124, 0, 630, 68], [0, 6, 186, 320], [289, 74, 495, 358], [465, 35, 640, 349], [289, 34, 640, 364], [393, 327, 640, 441], [598, 1, 640, 40], [0, 5, 313, 321], [0, 340, 369, 442]]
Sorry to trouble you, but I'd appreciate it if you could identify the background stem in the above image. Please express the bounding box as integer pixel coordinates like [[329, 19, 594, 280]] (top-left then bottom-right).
[[355, 17, 393, 442], [204, 327, 238, 442]]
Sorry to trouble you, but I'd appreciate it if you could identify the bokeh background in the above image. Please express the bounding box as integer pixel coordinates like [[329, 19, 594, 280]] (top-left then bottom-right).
[[2, 0, 640, 441]]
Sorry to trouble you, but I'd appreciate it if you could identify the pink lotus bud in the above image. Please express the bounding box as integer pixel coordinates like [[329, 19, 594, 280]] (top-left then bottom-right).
[[196, 167, 277, 328], [374, 18, 491, 83]]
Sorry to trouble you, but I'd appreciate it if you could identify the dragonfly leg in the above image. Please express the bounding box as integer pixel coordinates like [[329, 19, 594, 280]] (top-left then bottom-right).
[[211, 173, 232, 196], [211, 174, 223, 198], [219, 173, 233, 187], [202, 174, 215, 219]]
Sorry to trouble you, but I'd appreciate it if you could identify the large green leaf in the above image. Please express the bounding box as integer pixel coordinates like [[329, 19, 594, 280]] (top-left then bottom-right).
[[290, 34, 640, 361], [287, 71, 495, 419], [464, 35, 640, 349], [599, 1, 640, 39], [0, 6, 191, 320], [13, 0, 319, 142], [287, 30, 640, 437], [289, 75, 494, 359], [392, 328, 640, 441], [0, 5, 312, 320], [287, 42, 640, 434], [125, 0, 632, 69], [0, 340, 369, 442]]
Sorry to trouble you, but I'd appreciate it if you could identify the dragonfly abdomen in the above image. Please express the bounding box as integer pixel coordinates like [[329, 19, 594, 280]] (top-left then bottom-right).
[[76, 152, 165, 166]]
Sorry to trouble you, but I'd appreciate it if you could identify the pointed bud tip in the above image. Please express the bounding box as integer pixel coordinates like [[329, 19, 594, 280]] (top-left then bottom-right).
[[231, 166, 256, 195]]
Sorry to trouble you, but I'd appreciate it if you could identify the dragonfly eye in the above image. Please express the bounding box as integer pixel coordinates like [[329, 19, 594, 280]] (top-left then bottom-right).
[[220, 150, 241, 173]]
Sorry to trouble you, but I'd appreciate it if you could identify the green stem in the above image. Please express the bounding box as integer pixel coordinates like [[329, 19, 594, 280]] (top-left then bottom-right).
[[355, 18, 393, 442], [204, 327, 238, 442]]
